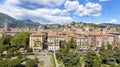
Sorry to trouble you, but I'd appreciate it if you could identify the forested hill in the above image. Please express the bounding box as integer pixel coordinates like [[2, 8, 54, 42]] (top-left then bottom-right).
[[0, 13, 40, 28]]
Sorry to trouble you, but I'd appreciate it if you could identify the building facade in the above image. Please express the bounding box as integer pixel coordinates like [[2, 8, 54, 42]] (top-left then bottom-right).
[[47, 33, 60, 51], [29, 32, 44, 52], [75, 36, 88, 50], [88, 34, 115, 50]]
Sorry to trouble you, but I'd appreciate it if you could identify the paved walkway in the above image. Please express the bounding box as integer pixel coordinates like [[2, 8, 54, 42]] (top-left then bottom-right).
[[28, 55, 51, 67], [53, 53, 59, 67], [37, 55, 51, 67]]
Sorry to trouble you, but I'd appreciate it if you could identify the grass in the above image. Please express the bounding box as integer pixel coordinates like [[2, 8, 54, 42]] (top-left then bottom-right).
[[101, 64, 111, 67], [101, 64, 120, 67], [33, 53, 41, 57], [59, 65, 63, 67], [58, 60, 62, 64], [50, 54, 56, 67], [39, 61, 44, 66]]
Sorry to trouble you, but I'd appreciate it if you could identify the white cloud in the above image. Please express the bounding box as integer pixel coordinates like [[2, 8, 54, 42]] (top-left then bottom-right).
[[99, 0, 110, 2], [21, 0, 65, 7], [64, 1, 102, 16], [0, 0, 102, 24], [108, 19, 118, 23]]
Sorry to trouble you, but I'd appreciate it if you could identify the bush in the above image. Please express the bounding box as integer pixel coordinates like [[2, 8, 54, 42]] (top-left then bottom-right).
[[5, 52, 13, 58], [8, 59, 21, 67], [0, 59, 9, 67], [26, 59, 36, 67], [27, 48, 33, 53], [16, 52, 23, 59]]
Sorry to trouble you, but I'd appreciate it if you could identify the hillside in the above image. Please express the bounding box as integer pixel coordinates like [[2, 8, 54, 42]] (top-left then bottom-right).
[[100, 23, 120, 27], [0, 13, 40, 28]]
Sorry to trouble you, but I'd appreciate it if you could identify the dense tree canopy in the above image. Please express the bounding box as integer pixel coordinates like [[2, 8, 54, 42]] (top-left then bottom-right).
[[26, 59, 36, 67], [0, 59, 9, 67], [63, 52, 80, 67], [67, 37, 77, 49], [0, 45, 6, 56], [8, 59, 21, 67], [84, 50, 101, 67], [10, 32, 30, 48], [0, 37, 5, 45]]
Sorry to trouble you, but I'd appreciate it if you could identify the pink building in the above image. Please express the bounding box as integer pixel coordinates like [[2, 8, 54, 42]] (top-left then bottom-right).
[[88, 34, 115, 50]]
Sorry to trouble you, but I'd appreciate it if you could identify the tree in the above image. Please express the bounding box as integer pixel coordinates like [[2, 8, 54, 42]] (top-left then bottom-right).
[[99, 45, 115, 65], [84, 50, 101, 67], [26, 59, 36, 67], [106, 45, 115, 65], [107, 44, 113, 51], [0, 37, 5, 45], [8, 59, 21, 67], [0, 59, 9, 67], [105, 50, 116, 65], [3, 35, 13, 45], [8, 47, 17, 53], [60, 40, 66, 49], [63, 52, 80, 67], [99, 45, 107, 63], [6, 47, 17, 57], [27, 48, 33, 53], [10, 32, 30, 48], [16, 51, 23, 59], [114, 48, 120, 64], [5, 52, 13, 58], [67, 38, 77, 49], [0, 45, 6, 56]]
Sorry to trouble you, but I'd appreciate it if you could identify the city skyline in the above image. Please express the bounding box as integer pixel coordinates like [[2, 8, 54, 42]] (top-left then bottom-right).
[[0, 0, 119, 24]]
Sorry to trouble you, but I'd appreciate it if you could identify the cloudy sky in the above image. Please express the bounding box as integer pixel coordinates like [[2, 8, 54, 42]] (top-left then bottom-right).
[[0, 0, 119, 24]]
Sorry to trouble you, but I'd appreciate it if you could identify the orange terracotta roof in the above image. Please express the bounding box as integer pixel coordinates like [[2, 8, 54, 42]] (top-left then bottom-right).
[[89, 34, 114, 36], [66, 33, 86, 39], [31, 32, 43, 37], [0, 30, 5, 33], [48, 33, 59, 37], [74, 36, 86, 39]]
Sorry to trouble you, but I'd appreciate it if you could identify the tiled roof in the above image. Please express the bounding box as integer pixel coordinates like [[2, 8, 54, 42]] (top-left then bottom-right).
[[0, 30, 5, 33], [89, 34, 114, 36], [31, 32, 43, 37], [48, 33, 59, 37], [74, 36, 86, 39]]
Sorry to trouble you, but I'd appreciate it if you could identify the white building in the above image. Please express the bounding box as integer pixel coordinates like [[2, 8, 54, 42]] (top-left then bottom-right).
[[74, 36, 88, 50], [47, 33, 60, 51]]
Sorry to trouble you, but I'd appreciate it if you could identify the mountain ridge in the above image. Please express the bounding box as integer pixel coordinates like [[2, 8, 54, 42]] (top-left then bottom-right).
[[0, 13, 40, 28]]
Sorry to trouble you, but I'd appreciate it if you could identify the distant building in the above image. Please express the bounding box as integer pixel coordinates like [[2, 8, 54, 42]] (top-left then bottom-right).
[[4, 31, 18, 36], [88, 34, 115, 50], [0, 32, 4, 37], [4, 21, 10, 31]]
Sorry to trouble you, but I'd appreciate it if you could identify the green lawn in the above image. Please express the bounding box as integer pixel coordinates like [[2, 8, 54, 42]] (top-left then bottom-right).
[[50, 54, 56, 67], [39, 61, 44, 66], [101, 64, 120, 67]]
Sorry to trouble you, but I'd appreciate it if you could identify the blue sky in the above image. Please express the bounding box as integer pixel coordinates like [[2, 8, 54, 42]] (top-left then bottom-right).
[[0, 0, 119, 24]]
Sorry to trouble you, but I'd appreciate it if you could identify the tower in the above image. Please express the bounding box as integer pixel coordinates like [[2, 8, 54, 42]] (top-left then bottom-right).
[[4, 21, 10, 31]]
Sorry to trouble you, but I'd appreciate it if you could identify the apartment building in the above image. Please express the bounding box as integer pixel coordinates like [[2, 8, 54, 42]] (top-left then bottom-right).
[[29, 32, 44, 52], [47, 33, 60, 51], [88, 34, 115, 50], [65, 32, 88, 50], [74, 36, 88, 50]]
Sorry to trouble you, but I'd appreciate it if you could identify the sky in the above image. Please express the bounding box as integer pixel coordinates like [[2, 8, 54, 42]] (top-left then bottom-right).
[[0, 0, 119, 24]]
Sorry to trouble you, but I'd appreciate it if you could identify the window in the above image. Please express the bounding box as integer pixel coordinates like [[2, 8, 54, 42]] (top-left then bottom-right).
[[34, 39, 41, 47]]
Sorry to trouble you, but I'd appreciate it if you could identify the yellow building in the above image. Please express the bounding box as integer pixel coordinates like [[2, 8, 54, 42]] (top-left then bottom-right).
[[29, 32, 44, 52]]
